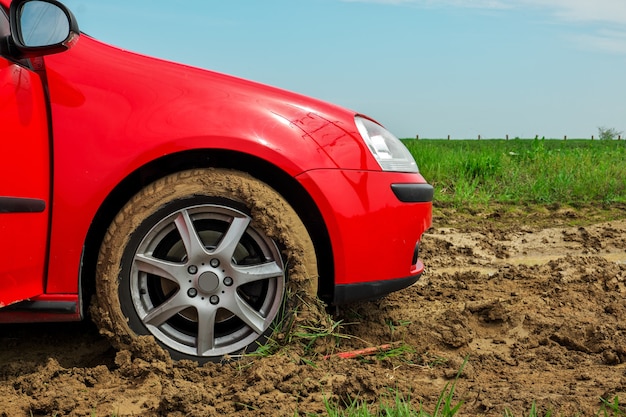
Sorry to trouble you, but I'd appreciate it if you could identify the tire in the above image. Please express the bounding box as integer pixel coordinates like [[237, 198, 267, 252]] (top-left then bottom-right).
[[91, 168, 318, 362]]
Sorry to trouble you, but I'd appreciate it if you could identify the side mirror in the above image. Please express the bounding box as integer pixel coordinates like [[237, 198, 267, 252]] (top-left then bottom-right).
[[9, 0, 79, 57]]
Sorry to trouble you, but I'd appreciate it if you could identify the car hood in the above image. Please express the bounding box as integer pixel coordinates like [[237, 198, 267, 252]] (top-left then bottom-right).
[[94, 34, 356, 130], [43, 33, 380, 172]]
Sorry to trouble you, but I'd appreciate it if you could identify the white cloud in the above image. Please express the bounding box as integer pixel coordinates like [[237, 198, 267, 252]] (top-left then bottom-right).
[[514, 0, 626, 54], [341, 0, 626, 24], [519, 0, 626, 25], [341, 0, 510, 8], [570, 29, 626, 55], [341, 0, 626, 54]]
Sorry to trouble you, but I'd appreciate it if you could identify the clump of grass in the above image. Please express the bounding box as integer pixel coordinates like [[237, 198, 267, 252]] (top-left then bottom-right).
[[504, 401, 552, 417], [247, 290, 350, 359], [372, 343, 415, 361], [316, 385, 462, 417], [309, 357, 467, 417], [318, 391, 454, 417], [416, 352, 448, 368], [502, 395, 626, 416], [599, 396, 626, 416], [386, 319, 412, 335], [290, 318, 352, 355]]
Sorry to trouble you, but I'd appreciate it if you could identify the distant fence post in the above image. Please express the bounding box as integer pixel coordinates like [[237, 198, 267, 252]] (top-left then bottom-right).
[[564, 135, 567, 141], [447, 135, 450, 140], [415, 134, 419, 140], [478, 134, 481, 140], [535, 135, 538, 139], [506, 134, 509, 140], [592, 135, 594, 140], [619, 135, 622, 140]]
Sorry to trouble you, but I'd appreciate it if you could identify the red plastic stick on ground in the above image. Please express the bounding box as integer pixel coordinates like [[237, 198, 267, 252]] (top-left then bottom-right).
[[323, 344, 394, 360]]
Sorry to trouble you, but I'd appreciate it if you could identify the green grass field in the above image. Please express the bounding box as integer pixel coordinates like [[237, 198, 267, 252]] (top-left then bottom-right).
[[403, 138, 626, 206]]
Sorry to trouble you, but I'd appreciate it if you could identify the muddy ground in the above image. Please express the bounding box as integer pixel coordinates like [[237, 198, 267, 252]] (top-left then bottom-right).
[[2, 204, 626, 416]]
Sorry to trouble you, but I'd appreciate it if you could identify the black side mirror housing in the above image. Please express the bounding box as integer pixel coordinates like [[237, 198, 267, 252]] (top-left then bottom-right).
[[8, 0, 79, 58]]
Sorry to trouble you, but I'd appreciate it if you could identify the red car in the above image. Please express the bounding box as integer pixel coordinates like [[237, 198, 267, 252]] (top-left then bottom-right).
[[0, 0, 433, 361]]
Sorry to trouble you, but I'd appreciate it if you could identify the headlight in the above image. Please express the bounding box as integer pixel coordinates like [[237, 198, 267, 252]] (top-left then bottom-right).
[[354, 116, 418, 173]]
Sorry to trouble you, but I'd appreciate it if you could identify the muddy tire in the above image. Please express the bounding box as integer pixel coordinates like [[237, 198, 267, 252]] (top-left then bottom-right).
[[91, 169, 318, 362]]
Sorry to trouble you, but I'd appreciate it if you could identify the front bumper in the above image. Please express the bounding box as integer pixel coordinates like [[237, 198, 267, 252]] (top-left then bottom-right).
[[296, 170, 433, 304], [334, 261, 424, 305]]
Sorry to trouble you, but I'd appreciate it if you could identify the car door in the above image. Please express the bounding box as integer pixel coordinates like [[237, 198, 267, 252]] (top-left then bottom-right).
[[0, 7, 51, 307]]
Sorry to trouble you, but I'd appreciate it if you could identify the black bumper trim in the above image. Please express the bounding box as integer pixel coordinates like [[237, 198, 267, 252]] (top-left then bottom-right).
[[0, 196, 46, 213], [391, 183, 434, 203], [333, 273, 422, 305]]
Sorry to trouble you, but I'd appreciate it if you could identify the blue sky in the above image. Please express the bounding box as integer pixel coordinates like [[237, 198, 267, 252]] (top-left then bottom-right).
[[60, 0, 625, 139]]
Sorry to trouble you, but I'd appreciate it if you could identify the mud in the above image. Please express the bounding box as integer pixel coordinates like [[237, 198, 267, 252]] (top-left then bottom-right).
[[2, 204, 626, 416]]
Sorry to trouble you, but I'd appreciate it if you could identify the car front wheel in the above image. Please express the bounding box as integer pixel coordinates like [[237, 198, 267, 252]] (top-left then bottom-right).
[[92, 168, 318, 362]]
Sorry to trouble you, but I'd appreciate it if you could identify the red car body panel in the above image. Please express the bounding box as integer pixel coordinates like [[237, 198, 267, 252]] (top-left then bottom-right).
[[0, 0, 432, 322], [297, 170, 431, 285], [0, 54, 50, 307]]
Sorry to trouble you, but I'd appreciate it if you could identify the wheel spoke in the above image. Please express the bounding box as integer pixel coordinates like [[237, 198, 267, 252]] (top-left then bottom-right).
[[213, 215, 250, 259], [234, 261, 283, 286], [196, 307, 218, 355], [225, 294, 268, 334], [143, 290, 190, 327], [134, 253, 184, 284], [174, 209, 209, 261]]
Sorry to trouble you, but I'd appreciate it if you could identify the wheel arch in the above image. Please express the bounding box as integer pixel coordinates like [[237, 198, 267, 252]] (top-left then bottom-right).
[[80, 149, 335, 312]]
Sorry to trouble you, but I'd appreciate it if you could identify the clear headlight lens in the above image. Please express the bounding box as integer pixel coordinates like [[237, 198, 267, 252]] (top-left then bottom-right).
[[354, 116, 418, 173]]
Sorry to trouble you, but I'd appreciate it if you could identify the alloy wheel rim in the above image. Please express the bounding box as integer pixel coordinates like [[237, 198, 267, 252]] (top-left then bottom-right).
[[129, 204, 285, 358]]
